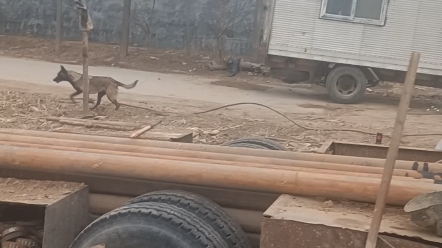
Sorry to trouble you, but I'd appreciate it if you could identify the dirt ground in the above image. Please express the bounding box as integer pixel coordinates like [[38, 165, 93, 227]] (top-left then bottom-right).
[[2, 35, 442, 151]]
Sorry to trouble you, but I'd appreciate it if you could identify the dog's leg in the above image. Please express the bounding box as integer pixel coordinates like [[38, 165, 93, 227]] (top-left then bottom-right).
[[69, 90, 82, 103], [91, 91, 105, 110], [105, 88, 121, 110]]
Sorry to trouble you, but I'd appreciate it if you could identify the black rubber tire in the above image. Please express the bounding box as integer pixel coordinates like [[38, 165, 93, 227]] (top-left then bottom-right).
[[326, 66, 367, 104], [223, 137, 287, 151], [125, 190, 251, 248], [70, 202, 229, 248], [226, 143, 269, 150]]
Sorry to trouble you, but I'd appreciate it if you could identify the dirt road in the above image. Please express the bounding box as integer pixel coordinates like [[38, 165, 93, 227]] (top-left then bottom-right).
[[2, 48, 442, 151], [0, 56, 327, 114]]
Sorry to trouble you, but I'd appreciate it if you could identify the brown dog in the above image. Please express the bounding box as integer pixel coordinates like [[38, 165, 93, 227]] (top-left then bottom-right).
[[53, 65, 138, 110]]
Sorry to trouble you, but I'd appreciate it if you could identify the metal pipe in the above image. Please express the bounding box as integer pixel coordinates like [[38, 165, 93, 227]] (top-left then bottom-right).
[[0, 145, 439, 205], [0, 134, 423, 179], [0, 129, 438, 173]]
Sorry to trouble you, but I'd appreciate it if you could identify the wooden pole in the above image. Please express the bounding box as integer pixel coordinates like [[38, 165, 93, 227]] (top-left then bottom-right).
[[0, 144, 439, 206], [0, 140, 430, 183], [365, 52, 420, 248], [3, 128, 442, 173], [82, 31, 89, 113], [0, 168, 279, 211], [75, 0, 93, 114], [0, 134, 423, 179], [120, 0, 131, 58], [251, 0, 264, 62], [55, 0, 62, 54]]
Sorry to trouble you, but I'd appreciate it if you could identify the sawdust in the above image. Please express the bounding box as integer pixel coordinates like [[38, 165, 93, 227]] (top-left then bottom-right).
[[0, 178, 85, 204]]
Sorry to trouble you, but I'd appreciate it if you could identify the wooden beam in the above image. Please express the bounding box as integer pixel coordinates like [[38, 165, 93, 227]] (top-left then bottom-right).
[[251, 0, 264, 62], [258, 0, 276, 63], [0, 144, 439, 206], [55, 0, 62, 54], [365, 52, 421, 248], [120, 0, 131, 58]]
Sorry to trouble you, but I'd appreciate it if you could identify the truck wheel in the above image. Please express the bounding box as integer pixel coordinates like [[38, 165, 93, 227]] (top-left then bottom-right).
[[326, 66, 367, 104], [125, 190, 251, 248], [223, 137, 287, 151], [70, 202, 228, 248]]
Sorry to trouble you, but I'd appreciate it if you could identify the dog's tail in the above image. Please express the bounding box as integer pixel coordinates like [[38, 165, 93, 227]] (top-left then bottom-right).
[[116, 80, 138, 89]]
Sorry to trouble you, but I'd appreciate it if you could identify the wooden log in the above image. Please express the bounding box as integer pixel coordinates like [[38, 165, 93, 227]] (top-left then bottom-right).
[[0, 140, 432, 184], [0, 135, 422, 179], [88, 193, 263, 234], [0, 167, 277, 211], [0, 145, 439, 205], [2, 129, 437, 173]]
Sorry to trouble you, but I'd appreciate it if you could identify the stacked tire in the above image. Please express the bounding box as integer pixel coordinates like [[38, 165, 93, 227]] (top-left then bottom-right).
[[223, 137, 287, 151], [70, 190, 250, 248]]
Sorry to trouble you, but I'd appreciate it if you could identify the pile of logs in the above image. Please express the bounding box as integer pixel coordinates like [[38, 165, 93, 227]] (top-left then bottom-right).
[[0, 128, 441, 236]]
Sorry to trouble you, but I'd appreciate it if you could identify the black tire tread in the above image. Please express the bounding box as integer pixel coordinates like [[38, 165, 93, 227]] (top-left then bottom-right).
[[125, 190, 250, 248], [226, 143, 269, 150], [223, 137, 287, 151], [70, 202, 228, 248]]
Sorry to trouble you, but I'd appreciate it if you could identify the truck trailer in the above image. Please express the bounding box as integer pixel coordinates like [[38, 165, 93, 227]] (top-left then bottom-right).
[[258, 0, 442, 103]]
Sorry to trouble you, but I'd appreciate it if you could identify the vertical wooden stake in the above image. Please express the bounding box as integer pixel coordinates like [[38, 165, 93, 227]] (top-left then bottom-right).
[[55, 0, 62, 54], [82, 31, 89, 114], [364, 52, 420, 248], [120, 0, 131, 58], [185, 0, 191, 56], [251, 0, 264, 62]]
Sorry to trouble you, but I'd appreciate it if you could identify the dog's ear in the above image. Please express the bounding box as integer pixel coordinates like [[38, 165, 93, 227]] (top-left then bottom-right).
[[60, 65, 67, 72]]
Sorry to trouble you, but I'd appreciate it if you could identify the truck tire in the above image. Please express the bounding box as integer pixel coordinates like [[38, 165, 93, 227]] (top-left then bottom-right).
[[125, 190, 250, 248], [326, 66, 367, 104], [70, 202, 228, 248], [223, 137, 287, 151]]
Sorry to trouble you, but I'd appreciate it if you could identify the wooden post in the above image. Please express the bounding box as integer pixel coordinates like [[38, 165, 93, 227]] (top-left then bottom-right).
[[185, 0, 191, 56], [258, 0, 276, 63], [55, 0, 62, 54], [75, 0, 93, 114], [251, 0, 264, 62], [364, 52, 421, 248], [120, 0, 131, 58], [81, 32, 89, 113]]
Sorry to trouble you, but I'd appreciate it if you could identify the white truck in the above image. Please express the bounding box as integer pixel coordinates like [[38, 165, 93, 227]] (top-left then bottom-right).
[[259, 0, 442, 103]]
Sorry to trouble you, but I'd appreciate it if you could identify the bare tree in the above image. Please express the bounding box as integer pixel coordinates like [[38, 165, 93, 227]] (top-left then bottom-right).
[[205, 0, 253, 61], [132, 0, 156, 46]]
